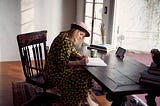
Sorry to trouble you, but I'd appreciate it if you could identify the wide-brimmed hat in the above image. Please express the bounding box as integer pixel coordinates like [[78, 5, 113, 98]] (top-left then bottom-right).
[[71, 21, 90, 37]]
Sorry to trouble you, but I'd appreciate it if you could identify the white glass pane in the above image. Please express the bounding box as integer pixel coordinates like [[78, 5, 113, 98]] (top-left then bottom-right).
[[84, 17, 92, 44], [92, 33, 101, 44], [86, 0, 93, 2], [95, 0, 103, 3], [95, 3, 103, 19], [84, 35, 91, 44], [85, 17, 92, 32], [85, 3, 93, 17], [93, 19, 102, 35]]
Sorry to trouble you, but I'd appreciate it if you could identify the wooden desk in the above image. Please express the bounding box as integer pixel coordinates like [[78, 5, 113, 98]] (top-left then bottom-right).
[[81, 46, 159, 106]]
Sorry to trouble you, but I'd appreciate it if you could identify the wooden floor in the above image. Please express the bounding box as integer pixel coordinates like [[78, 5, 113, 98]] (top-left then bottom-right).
[[0, 61, 111, 106], [0, 61, 25, 106], [0, 51, 159, 106]]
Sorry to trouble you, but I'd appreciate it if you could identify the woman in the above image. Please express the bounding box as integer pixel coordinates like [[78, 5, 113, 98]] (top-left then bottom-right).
[[44, 22, 93, 106]]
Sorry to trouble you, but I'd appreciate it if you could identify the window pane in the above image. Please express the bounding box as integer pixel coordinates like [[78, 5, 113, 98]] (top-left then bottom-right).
[[84, 17, 92, 44], [85, 3, 93, 17], [95, 0, 103, 3], [84, 34, 91, 44], [93, 19, 102, 35], [85, 17, 92, 32], [86, 0, 93, 2], [92, 19, 102, 44], [92, 33, 102, 44], [95, 3, 103, 19]]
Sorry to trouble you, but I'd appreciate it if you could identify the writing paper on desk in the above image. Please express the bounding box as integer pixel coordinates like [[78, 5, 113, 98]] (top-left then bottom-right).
[[86, 57, 107, 66]]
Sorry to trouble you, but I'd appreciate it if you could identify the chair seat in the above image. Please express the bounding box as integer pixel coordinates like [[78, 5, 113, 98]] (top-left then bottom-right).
[[27, 75, 45, 86]]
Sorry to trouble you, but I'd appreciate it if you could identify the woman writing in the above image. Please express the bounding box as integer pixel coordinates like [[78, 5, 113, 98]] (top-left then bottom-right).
[[44, 22, 93, 106]]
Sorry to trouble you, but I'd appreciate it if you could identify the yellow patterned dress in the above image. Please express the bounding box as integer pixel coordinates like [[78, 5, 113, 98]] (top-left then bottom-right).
[[44, 32, 92, 106]]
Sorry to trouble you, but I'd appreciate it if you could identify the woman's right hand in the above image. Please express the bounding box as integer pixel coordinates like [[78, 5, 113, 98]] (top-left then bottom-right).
[[68, 56, 89, 66], [78, 57, 89, 65]]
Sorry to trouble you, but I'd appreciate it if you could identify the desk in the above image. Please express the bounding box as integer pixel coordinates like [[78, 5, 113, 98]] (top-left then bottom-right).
[[81, 46, 159, 106]]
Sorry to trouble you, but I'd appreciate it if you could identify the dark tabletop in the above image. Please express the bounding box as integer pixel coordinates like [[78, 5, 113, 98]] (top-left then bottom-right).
[[81, 46, 156, 96]]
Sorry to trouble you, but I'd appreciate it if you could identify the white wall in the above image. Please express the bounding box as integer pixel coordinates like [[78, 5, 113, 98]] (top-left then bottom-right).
[[34, 0, 76, 46], [76, 0, 85, 21], [0, 0, 21, 62], [0, 0, 76, 62]]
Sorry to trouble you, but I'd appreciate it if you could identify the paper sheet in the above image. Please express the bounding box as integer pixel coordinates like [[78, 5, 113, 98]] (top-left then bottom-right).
[[86, 57, 107, 66]]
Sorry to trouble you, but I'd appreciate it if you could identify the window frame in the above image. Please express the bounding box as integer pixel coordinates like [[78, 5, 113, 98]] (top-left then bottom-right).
[[84, 0, 104, 45]]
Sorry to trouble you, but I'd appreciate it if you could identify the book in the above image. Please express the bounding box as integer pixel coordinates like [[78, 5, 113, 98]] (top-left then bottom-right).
[[150, 62, 158, 68], [87, 46, 107, 52], [139, 78, 160, 86], [140, 70, 160, 81], [139, 68, 160, 86], [148, 69, 160, 75], [148, 62, 160, 75], [90, 44, 109, 50], [87, 44, 114, 52], [86, 57, 107, 66]]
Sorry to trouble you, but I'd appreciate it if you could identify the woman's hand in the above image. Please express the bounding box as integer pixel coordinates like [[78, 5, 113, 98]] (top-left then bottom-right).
[[68, 55, 89, 66], [79, 56, 89, 65], [76, 53, 88, 60], [81, 55, 88, 59]]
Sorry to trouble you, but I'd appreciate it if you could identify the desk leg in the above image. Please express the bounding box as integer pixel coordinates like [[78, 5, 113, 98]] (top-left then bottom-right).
[[145, 87, 160, 106], [111, 97, 123, 106], [145, 93, 156, 106], [106, 94, 124, 106]]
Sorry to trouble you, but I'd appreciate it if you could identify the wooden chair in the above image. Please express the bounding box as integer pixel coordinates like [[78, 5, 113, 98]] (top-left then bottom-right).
[[17, 30, 62, 106]]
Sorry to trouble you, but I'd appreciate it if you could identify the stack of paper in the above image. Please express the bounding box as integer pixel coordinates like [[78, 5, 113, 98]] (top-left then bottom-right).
[[86, 57, 107, 66]]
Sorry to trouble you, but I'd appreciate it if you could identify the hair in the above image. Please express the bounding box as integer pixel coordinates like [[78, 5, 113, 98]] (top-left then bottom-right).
[[68, 29, 78, 41], [68, 29, 84, 48]]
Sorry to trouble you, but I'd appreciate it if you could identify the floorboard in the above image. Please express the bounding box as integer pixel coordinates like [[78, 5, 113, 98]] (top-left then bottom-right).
[[0, 61, 25, 106]]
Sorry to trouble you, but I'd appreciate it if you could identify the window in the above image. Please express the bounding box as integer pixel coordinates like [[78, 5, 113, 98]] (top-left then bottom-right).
[[84, 0, 104, 45]]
